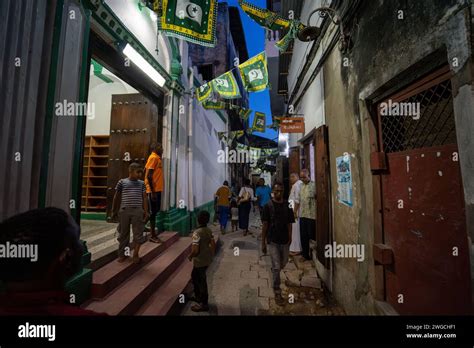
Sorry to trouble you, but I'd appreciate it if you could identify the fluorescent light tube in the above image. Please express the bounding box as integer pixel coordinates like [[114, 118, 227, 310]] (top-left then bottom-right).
[[123, 43, 166, 87]]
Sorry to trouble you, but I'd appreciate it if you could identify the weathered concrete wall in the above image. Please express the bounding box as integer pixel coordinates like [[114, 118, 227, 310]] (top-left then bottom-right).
[[322, 0, 473, 314], [324, 46, 377, 315]]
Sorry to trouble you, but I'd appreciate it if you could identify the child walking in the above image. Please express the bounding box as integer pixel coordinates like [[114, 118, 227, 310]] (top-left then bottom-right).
[[188, 211, 216, 312], [112, 163, 149, 264], [230, 200, 239, 232]]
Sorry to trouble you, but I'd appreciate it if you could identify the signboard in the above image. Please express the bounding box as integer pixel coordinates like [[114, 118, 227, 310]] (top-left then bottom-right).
[[280, 117, 305, 133]]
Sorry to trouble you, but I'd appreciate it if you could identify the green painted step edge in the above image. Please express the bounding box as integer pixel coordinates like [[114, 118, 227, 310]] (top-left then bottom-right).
[[64, 268, 93, 306], [81, 212, 107, 221]]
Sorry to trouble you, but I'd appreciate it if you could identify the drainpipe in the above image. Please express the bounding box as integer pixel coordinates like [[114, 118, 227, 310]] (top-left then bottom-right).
[[162, 92, 173, 212], [187, 67, 194, 213]]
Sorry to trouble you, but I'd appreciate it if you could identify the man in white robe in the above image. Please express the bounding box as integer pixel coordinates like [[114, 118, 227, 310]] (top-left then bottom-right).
[[289, 173, 302, 255]]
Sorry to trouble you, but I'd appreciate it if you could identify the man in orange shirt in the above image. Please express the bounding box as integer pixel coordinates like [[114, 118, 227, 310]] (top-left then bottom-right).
[[215, 181, 232, 233], [145, 142, 164, 243]]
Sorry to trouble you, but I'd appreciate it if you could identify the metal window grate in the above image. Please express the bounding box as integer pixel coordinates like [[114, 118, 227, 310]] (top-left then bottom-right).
[[380, 79, 456, 153]]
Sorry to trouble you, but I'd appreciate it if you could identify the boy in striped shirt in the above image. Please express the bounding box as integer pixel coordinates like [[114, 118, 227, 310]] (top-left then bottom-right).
[[112, 163, 149, 263]]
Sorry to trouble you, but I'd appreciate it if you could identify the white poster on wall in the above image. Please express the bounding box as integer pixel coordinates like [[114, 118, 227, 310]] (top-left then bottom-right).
[[310, 143, 316, 182], [336, 153, 353, 207]]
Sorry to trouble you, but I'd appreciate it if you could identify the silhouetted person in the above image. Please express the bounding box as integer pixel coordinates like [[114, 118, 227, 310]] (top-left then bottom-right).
[[0, 208, 103, 315], [261, 182, 295, 305]]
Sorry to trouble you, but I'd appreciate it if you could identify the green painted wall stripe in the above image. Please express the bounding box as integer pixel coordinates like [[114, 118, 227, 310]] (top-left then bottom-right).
[[71, 6, 92, 223], [39, 0, 65, 207]]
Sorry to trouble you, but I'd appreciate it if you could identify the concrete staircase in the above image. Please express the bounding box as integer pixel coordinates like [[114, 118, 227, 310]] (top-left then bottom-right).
[[83, 231, 193, 316]]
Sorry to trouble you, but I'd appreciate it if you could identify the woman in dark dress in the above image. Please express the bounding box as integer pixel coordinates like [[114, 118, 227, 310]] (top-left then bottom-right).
[[238, 179, 254, 236]]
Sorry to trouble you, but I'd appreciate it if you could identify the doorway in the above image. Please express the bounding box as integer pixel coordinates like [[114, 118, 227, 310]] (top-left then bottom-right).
[[79, 32, 164, 265], [376, 65, 471, 315]]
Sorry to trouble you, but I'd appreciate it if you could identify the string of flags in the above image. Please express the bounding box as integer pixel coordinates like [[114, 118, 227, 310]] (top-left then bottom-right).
[[194, 51, 272, 133], [196, 51, 269, 102], [151, 0, 293, 135], [215, 132, 280, 158], [155, 0, 303, 51]]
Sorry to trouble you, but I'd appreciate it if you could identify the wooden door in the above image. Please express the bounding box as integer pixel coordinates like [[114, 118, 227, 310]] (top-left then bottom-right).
[[314, 125, 330, 267], [106, 93, 161, 218], [289, 146, 300, 176]]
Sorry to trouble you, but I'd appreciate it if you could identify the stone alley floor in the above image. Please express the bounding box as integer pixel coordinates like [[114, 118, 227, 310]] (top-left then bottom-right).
[[181, 209, 346, 316]]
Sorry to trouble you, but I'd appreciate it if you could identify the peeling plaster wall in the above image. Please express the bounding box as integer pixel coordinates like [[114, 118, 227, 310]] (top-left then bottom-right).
[[322, 0, 473, 314]]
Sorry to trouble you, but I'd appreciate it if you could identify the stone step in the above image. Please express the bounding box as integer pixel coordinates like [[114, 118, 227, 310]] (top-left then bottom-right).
[[89, 232, 180, 299], [136, 260, 193, 316], [84, 237, 191, 315], [81, 222, 118, 243]]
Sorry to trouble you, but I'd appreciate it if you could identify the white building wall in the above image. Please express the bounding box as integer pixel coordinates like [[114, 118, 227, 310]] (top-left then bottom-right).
[[286, 0, 337, 147], [86, 67, 138, 135], [191, 100, 227, 208], [105, 0, 171, 73]]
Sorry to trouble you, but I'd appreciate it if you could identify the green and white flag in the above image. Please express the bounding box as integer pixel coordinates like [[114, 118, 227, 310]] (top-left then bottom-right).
[[236, 142, 248, 152], [235, 130, 245, 139], [196, 83, 212, 102], [250, 147, 261, 159], [275, 20, 300, 52], [159, 0, 217, 47], [202, 99, 226, 110], [227, 132, 237, 146], [252, 112, 266, 132], [217, 131, 227, 141], [211, 71, 241, 99], [238, 52, 269, 92], [238, 108, 252, 122]]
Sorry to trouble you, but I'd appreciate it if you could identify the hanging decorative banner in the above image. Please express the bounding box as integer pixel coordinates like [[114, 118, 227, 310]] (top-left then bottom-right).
[[238, 1, 305, 50], [239, 0, 291, 31], [211, 71, 241, 99], [275, 20, 301, 52], [261, 148, 279, 157], [202, 99, 226, 110], [217, 131, 227, 141], [252, 112, 266, 132], [196, 82, 212, 102], [227, 132, 237, 146], [239, 52, 269, 92], [159, 0, 218, 47], [250, 147, 262, 159], [238, 108, 252, 122], [267, 117, 281, 130], [234, 130, 245, 139], [236, 142, 248, 152]]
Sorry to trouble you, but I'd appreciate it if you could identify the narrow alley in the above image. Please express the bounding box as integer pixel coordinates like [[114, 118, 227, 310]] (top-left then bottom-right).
[[1, 0, 474, 345], [181, 210, 345, 316]]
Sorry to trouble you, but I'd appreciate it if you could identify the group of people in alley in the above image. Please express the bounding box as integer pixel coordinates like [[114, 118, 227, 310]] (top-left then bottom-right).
[[0, 137, 316, 313], [214, 169, 316, 304]]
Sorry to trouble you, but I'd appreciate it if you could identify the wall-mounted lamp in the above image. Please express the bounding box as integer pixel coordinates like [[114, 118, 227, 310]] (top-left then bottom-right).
[[297, 7, 349, 51]]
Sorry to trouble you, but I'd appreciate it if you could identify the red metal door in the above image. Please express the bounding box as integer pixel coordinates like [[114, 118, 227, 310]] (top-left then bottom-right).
[[378, 67, 471, 315]]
